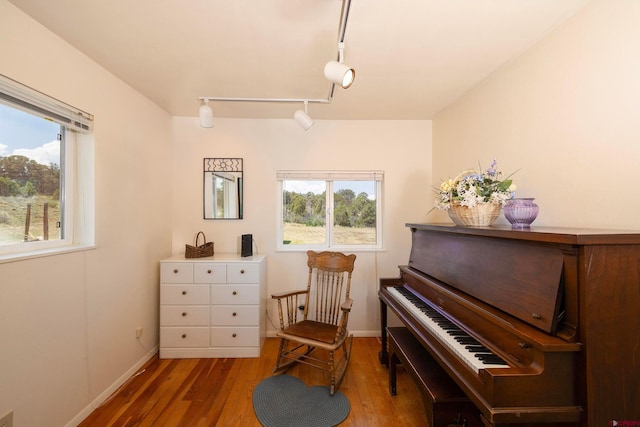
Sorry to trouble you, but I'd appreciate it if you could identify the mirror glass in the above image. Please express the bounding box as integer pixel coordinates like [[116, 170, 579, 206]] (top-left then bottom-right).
[[204, 158, 243, 219]]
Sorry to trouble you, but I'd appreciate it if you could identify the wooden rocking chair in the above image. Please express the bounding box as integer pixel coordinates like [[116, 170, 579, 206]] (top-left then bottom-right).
[[271, 250, 357, 395]]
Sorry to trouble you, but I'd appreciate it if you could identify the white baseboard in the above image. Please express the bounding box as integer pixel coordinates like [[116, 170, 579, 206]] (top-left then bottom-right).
[[64, 345, 158, 427]]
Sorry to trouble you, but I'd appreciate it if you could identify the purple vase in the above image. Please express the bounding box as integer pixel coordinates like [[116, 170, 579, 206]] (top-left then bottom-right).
[[503, 198, 539, 229]]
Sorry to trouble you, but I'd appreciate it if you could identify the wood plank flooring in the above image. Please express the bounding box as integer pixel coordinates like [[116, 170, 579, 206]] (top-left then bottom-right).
[[78, 337, 428, 426]]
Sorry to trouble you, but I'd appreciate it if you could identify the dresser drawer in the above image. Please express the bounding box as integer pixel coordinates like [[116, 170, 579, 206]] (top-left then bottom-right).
[[211, 326, 259, 347], [161, 284, 209, 305], [211, 306, 259, 326], [194, 263, 227, 283], [161, 306, 210, 326], [227, 263, 260, 283], [160, 327, 209, 347], [211, 284, 259, 305], [161, 262, 194, 283]]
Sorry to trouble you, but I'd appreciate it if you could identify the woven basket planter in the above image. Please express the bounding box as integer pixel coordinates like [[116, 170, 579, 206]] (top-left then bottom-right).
[[447, 202, 501, 227]]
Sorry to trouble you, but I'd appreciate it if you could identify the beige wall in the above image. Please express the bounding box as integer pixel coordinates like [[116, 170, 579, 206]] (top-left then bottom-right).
[[171, 117, 432, 336], [433, 0, 640, 230], [0, 2, 173, 426]]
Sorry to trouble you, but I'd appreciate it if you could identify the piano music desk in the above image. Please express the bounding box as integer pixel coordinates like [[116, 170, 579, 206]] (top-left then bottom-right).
[[387, 326, 482, 427]]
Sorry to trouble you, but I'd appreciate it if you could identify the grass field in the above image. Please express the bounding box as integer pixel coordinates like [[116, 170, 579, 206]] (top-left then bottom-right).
[[0, 195, 60, 244], [283, 222, 376, 245], [2, 204, 374, 246]]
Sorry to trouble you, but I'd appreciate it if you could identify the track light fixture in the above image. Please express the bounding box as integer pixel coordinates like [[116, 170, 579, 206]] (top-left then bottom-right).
[[199, 99, 214, 128], [294, 101, 314, 130], [198, 0, 354, 130], [324, 42, 355, 89]]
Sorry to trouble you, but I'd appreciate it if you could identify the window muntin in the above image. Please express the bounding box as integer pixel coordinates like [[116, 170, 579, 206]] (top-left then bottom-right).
[[278, 171, 383, 250], [0, 74, 93, 257]]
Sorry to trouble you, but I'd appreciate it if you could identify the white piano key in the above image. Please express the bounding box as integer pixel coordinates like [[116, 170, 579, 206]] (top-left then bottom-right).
[[387, 286, 509, 373]]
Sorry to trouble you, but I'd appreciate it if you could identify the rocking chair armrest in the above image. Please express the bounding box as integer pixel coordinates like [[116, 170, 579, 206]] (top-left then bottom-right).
[[340, 298, 353, 312], [271, 289, 308, 300], [334, 298, 353, 342]]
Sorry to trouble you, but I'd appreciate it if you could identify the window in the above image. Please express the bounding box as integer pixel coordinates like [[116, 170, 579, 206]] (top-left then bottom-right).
[[0, 74, 94, 257], [277, 171, 383, 250]]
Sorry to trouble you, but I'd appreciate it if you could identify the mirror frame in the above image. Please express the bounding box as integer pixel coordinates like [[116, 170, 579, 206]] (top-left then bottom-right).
[[203, 158, 243, 220]]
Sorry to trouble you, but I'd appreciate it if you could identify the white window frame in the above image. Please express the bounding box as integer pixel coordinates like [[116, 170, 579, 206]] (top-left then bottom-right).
[[276, 170, 384, 252], [0, 74, 94, 261]]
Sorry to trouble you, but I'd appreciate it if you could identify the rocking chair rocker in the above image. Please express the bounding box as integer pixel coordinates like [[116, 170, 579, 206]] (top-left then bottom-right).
[[271, 250, 357, 395]]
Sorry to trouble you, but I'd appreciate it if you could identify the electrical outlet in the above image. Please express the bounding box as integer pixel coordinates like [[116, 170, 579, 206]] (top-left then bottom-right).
[[136, 327, 143, 338], [0, 410, 13, 427]]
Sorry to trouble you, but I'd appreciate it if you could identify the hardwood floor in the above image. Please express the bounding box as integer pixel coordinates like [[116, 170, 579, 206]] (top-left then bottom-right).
[[78, 337, 428, 426]]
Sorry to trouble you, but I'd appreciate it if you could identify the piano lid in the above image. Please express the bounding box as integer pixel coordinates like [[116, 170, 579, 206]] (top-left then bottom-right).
[[407, 225, 565, 334]]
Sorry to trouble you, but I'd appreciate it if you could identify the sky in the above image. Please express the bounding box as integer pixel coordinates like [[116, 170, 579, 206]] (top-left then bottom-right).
[[284, 180, 376, 200], [0, 102, 61, 165]]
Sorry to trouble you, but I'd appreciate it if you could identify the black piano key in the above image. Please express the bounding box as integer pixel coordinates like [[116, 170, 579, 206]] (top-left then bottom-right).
[[475, 353, 507, 363], [455, 337, 479, 345], [466, 345, 491, 353], [437, 322, 455, 328], [476, 355, 509, 365]]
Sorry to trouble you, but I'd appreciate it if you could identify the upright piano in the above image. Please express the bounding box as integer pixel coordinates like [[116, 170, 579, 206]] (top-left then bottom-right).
[[379, 223, 640, 426]]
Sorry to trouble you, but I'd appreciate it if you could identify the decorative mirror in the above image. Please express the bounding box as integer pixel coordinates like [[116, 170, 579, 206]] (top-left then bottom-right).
[[203, 158, 243, 219]]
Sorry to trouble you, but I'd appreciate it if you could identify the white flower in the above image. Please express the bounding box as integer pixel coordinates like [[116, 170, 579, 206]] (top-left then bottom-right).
[[432, 160, 517, 210]]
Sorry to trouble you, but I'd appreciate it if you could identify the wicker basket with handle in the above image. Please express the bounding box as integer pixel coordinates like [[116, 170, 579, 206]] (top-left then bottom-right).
[[447, 202, 501, 226], [185, 231, 214, 258], [445, 169, 502, 227]]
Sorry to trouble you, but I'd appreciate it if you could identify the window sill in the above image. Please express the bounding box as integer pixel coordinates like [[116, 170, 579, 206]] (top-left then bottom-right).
[[0, 244, 96, 264]]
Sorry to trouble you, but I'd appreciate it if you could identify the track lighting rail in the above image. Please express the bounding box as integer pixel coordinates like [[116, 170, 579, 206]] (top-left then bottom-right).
[[198, 0, 353, 129], [198, 97, 330, 105]]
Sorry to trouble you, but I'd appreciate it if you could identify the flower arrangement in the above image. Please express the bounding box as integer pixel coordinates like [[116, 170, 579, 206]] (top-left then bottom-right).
[[435, 159, 517, 210]]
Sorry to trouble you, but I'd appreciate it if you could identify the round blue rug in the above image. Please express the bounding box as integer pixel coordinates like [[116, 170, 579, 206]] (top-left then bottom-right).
[[252, 375, 350, 427]]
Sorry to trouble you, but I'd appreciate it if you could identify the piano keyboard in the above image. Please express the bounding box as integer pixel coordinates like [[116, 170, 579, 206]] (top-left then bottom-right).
[[387, 286, 509, 373]]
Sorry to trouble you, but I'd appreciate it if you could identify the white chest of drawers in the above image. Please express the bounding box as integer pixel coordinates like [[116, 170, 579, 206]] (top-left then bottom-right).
[[159, 254, 266, 358]]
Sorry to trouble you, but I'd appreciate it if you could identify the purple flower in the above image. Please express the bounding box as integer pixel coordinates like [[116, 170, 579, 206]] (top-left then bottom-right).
[[485, 159, 498, 177]]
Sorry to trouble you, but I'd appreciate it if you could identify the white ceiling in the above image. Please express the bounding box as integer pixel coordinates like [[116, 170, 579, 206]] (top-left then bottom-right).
[[8, 0, 590, 120]]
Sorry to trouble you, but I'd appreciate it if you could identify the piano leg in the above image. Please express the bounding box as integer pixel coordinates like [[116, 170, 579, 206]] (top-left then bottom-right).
[[379, 297, 389, 365], [389, 351, 398, 395]]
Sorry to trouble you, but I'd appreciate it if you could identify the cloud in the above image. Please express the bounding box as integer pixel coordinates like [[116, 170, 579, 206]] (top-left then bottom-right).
[[284, 181, 326, 194], [0, 143, 7, 156], [11, 140, 60, 166]]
